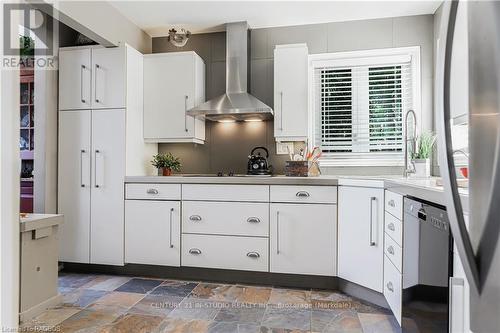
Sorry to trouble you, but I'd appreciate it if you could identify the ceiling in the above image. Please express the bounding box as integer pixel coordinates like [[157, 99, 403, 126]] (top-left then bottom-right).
[[110, 1, 442, 37]]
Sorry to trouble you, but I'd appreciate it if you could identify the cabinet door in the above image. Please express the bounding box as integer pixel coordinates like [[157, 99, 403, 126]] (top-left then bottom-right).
[[91, 47, 126, 109], [59, 48, 91, 110], [143, 53, 197, 140], [125, 200, 180, 266], [58, 110, 91, 263], [270, 203, 336, 276], [338, 186, 384, 292], [273, 45, 308, 141], [90, 109, 126, 265]]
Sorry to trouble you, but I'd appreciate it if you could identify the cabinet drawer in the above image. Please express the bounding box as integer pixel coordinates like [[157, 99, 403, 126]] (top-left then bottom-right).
[[384, 234, 402, 273], [182, 184, 269, 202], [182, 234, 268, 272], [183, 201, 269, 237], [126, 184, 181, 200], [385, 191, 403, 219], [270, 185, 337, 204], [383, 255, 402, 326], [384, 212, 403, 247]]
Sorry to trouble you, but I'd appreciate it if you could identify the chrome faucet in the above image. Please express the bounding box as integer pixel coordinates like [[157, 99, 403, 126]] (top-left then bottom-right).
[[404, 110, 417, 177]]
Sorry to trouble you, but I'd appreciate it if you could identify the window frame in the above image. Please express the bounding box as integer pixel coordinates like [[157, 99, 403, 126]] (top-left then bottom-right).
[[308, 46, 421, 167]]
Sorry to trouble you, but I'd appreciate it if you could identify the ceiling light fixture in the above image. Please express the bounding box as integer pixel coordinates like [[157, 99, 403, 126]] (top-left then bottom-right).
[[218, 119, 236, 123], [244, 119, 263, 122], [167, 28, 191, 47]]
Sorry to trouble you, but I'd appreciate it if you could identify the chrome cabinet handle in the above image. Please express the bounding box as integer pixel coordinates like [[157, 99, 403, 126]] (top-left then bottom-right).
[[189, 248, 202, 255], [189, 215, 202, 222], [437, 0, 480, 293], [276, 211, 280, 254], [246, 252, 260, 259], [296, 191, 310, 198], [246, 217, 260, 223], [388, 199, 395, 207], [147, 188, 159, 195], [94, 64, 100, 103], [387, 245, 395, 255], [280, 91, 283, 130], [80, 149, 86, 187], [169, 208, 174, 248], [80, 65, 86, 103], [387, 223, 395, 231], [94, 149, 100, 188], [386, 282, 394, 292], [184, 95, 189, 132], [369, 197, 376, 246]]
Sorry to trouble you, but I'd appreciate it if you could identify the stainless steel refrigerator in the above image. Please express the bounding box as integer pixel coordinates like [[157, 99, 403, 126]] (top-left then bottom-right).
[[437, 1, 500, 332]]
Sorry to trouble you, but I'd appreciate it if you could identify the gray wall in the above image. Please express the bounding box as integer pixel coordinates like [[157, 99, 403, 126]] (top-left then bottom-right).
[[154, 15, 434, 175]]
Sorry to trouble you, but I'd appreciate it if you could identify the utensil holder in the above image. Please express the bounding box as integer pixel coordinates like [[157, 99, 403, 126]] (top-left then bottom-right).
[[308, 161, 321, 177], [285, 161, 309, 177]]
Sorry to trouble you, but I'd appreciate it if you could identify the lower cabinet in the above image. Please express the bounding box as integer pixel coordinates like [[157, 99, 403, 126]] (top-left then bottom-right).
[[338, 186, 384, 292], [182, 234, 268, 272], [383, 254, 402, 325], [270, 203, 336, 276], [125, 200, 180, 266]]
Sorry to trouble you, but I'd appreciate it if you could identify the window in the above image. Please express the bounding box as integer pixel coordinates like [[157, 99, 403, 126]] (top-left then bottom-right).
[[310, 47, 420, 166]]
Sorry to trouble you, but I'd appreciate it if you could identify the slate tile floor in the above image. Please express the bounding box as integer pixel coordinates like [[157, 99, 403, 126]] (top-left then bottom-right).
[[21, 273, 400, 333]]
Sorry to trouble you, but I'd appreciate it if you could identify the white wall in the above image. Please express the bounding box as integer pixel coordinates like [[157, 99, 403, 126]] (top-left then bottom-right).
[[0, 5, 21, 329]]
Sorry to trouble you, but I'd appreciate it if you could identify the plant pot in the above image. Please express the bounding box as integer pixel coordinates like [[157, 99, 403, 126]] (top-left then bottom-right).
[[412, 158, 430, 178], [162, 168, 172, 176]]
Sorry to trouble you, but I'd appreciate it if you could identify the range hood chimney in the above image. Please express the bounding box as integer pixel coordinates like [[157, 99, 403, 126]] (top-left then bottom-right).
[[186, 21, 274, 121]]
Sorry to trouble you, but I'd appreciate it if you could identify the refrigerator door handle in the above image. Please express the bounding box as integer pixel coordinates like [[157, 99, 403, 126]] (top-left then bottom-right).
[[436, 0, 481, 293]]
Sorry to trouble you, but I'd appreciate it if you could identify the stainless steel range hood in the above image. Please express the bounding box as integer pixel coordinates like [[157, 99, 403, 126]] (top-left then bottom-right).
[[187, 21, 273, 121]]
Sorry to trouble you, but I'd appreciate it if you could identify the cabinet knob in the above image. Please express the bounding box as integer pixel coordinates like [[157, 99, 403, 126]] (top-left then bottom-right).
[[246, 217, 260, 223], [147, 188, 159, 195], [386, 282, 394, 292], [388, 200, 395, 207], [387, 223, 395, 231], [189, 248, 202, 255], [246, 252, 260, 259], [296, 191, 310, 198], [387, 246, 395, 255], [189, 215, 202, 222]]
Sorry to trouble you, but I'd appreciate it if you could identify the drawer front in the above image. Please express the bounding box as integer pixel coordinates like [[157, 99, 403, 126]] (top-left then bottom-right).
[[384, 234, 402, 273], [270, 185, 337, 204], [182, 184, 269, 202], [384, 212, 403, 247], [183, 201, 269, 237], [126, 183, 181, 200], [384, 255, 402, 326], [182, 234, 269, 272], [385, 190, 403, 219]]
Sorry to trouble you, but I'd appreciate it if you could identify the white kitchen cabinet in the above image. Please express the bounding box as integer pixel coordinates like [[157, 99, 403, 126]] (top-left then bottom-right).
[[59, 46, 126, 110], [338, 186, 384, 292], [144, 52, 205, 144], [91, 47, 126, 109], [89, 109, 126, 265], [58, 110, 91, 263], [58, 48, 91, 110], [270, 203, 336, 276], [58, 45, 156, 265], [273, 44, 308, 141], [125, 200, 180, 266]]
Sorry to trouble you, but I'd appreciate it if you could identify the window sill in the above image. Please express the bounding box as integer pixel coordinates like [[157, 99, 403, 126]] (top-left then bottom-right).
[[319, 158, 405, 167]]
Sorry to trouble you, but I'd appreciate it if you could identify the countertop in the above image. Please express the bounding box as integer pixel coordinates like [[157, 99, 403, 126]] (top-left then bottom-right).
[[20, 214, 63, 232], [125, 175, 469, 211]]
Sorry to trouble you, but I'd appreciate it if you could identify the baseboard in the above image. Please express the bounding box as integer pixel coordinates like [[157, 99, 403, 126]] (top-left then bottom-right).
[[19, 294, 62, 323]]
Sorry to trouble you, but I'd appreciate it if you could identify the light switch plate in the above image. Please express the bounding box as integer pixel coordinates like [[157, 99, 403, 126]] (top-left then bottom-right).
[[276, 142, 294, 155]]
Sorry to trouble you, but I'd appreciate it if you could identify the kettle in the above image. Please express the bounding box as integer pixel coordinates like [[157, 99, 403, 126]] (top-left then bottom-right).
[[247, 147, 272, 175]]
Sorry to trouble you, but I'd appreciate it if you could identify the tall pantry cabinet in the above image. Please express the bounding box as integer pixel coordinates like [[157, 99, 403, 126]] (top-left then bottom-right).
[[58, 45, 157, 265]]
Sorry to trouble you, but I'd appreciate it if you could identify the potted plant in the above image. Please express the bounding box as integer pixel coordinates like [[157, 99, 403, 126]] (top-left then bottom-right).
[[411, 131, 436, 178], [151, 153, 181, 176]]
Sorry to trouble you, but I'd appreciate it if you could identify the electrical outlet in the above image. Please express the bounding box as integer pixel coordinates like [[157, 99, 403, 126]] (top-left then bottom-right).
[[276, 142, 294, 155]]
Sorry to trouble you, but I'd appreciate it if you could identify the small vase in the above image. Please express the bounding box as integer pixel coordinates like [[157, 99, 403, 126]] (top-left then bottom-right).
[[162, 168, 172, 176], [412, 159, 430, 178]]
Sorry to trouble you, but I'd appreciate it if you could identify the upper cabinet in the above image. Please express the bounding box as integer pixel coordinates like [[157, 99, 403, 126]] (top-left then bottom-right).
[[274, 44, 309, 142], [143, 52, 206, 144], [59, 47, 126, 110]]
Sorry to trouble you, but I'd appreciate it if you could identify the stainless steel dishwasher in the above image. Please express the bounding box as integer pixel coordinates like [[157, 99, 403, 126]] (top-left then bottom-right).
[[402, 197, 452, 332]]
